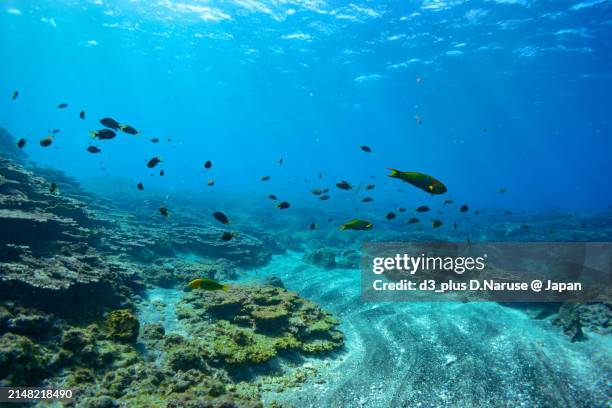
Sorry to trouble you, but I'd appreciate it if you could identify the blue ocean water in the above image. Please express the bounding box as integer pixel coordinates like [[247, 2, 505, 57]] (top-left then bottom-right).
[[1, 2, 612, 407], [1, 0, 611, 213]]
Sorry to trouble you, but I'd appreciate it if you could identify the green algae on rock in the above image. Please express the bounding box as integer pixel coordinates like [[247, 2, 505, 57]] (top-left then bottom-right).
[[177, 284, 345, 366], [105, 309, 140, 343]]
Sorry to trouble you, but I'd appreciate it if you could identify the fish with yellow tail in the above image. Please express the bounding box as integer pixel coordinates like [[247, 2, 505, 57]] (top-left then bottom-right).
[[387, 168, 447, 195], [187, 278, 230, 291], [340, 219, 373, 231]]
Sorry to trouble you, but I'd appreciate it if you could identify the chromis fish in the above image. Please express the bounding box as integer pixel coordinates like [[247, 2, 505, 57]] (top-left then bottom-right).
[[460, 204, 469, 213], [160, 169, 165, 176], [213, 211, 229, 224], [312, 189, 322, 195], [498, 188, 507, 193], [386, 212, 396, 220], [187, 278, 229, 291], [366, 184, 375, 190], [261, 176, 271, 181], [268, 194, 277, 200], [398, 207, 406, 212], [119, 125, 139, 135], [57, 103, 68, 109], [320, 195, 330, 200], [336, 181, 352, 190], [159, 205, 169, 217], [443, 199, 454, 205], [432, 220, 443, 228], [49, 183, 58, 194], [147, 157, 162, 168], [309, 223, 316, 230], [407, 217, 419, 224], [79, 110, 85, 120], [40, 136, 53, 147], [387, 168, 447, 195], [17, 138, 26, 148], [137, 182, 144, 191], [340, 219, 373, 231], [362, 197, 373, 202], [100, 118, 120, 130], [277, 201, 290, 209], [91, 129, 116, 140], [360, 145, 372, 153], [204, 160, 212, 169], [151, 137, 160, 143], [11, 91, 18, 100], [87, 146, 101, 154], [416, 206, 430, 213], [207, 180, 215, 186], [221, 232, 234, 241]]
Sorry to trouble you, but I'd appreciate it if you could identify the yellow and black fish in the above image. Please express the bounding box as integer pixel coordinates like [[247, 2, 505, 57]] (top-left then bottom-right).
[[100, 118, 120, 130], [336, 181, 352, 190], [147, 157, 162, 168], [39, 136, 53, 147], [119, 124, 139, 135], [91, 129, 116, 140], [187, 278, 229, 291], [213, 211, 229, 224], [340, 219, 373, 231], [387, 168, 447, 195]]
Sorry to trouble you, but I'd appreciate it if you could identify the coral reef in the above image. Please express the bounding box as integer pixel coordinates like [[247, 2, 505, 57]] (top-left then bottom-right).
[[303, 248, 336, 269], [177, 284, 344, 366], [553, 302, 611, 340]]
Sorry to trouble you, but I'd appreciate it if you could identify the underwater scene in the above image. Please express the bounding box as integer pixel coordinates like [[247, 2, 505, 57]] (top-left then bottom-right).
[[1, 0, 612, 407]]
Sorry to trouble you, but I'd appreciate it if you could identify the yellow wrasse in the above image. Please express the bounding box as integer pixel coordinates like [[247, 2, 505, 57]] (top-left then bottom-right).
[[340, 219, 373, 231], [387, 168, 447, 195], [187, 278, 229, 291]]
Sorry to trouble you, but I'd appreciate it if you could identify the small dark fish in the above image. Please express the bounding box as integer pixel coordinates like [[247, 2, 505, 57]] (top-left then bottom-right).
[[309, 223, 316, 230], [51, 129, 60, 134], [119, 125, 139, 135], [443, 199, 454, 205], [432, 220, 443, 228], [521, 224, 530, 230], [277, 201, 290, 209], [279, 157, 283, 165], [159, 205, 169, 217], [100, 118, 120, 130], [311, 189, 322, 195], [460, 204, 469, 213], [362, 197, 373, 202], [213, 211, 229, 225], [328, 218, 333, 222], [505, 211, 512, 215], [151, 137, 160, 143], [386, 212, 396, 220], [483, 128, 488, 133], [160, 169, 165, 176], [17, 138, 26, 148], [137, 182, 144, 190], [221, 232, 234, 241], [147, 157, 162, 168], [498, 188, 507, 193], [57, 103, 68, 109], [336, 181, 352, 190], [90, 129, 116, 140], [268, 194, 277, 200], [318, 173, 322, 178], [475, 211, 480, 215], [360, 145, 372, 153], [86, 146, 101, 154], [366, 184, 375, 190], [453, 222, 457, 229], [320, 195, 330, 201], [398, 207, 406, 212], [207, 179, 215, 186], [323, 188, 329, 193], [11, 91, 18, 100], [204, 160, 212, 169], [39, 136, 53, 147], [261, 176, 271, 181], [416, 206, 430, 213], [79, 110, 85, 120], [49, 182, 57, 194]]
